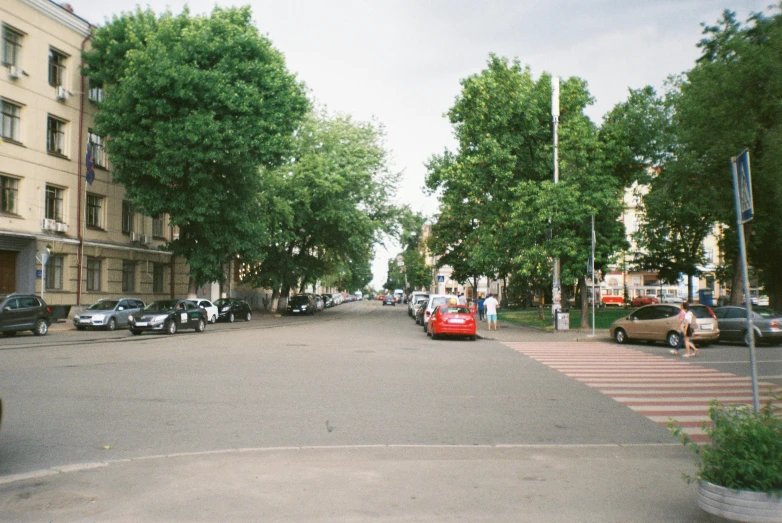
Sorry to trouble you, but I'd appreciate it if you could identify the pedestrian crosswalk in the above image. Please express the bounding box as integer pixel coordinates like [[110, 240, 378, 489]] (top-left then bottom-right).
[[502, 342, 781, 443]]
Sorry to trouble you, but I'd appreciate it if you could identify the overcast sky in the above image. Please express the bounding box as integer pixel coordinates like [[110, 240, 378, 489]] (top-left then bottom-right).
[[65, 0, 770, 288]]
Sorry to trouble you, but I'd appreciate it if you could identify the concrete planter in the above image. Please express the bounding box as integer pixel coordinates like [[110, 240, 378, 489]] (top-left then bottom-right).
[[697, 481, 782, 522]]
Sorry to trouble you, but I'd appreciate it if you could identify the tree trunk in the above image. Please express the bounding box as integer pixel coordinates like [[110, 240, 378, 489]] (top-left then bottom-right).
[[579, 276, 589, 329], [686, 274, 693, 303], [270, 287, 280, 314], [729, 251, 744, 305], [187, 277, 197, 299]]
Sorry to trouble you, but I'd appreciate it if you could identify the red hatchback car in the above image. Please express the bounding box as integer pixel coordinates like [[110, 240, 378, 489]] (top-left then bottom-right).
[[631, 296, 659, 307], [427, 304, 477, 341]]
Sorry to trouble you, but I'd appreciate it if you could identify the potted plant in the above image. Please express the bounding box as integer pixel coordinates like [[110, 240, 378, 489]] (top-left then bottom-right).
[[669, 394, 782, 522]]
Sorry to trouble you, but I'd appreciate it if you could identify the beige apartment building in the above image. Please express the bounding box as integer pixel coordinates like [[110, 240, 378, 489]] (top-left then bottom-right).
[[1, 0, 188, 309]]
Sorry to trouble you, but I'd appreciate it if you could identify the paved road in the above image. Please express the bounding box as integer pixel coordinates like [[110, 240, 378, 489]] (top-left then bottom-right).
[[0, 301, 748, 521]]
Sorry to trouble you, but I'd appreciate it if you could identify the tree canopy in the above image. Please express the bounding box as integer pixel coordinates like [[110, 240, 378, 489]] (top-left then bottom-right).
[[84, 6, 309, 287]]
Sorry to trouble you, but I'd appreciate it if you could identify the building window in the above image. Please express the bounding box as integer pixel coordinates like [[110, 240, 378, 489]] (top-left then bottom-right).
[[86, 193, 103, 228], [88, 79, 103, 103], [47, 116, 67, 156], [121, 260, 135, 292], [703, 248, 715, 264], [45, 255, 63, 290], [1, 175, 18, 214], [1, 100, 21, 143], [86, 258, 101, 291], [48, 48, 66, 87], [88, 130, 105, 167], [122, 200, 134, 234], [2, 25, 22, 67], [153, 263, 165, 293], [45, 185, 64, 222], [152, 214, 165, 238]]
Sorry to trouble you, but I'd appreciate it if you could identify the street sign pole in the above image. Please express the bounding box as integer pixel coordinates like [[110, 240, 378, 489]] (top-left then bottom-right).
[[36, 245, 51, 302], [551, 76, 561, 329], [591, 214, 596, 337], [731, 151, 759, 412]]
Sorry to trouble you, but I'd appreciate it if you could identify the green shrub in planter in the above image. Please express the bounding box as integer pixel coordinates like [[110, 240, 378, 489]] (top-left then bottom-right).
[[669, 394, 782, 494]]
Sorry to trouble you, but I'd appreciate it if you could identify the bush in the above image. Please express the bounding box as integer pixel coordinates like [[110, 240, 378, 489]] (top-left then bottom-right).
[[669, 394, 782, 494]]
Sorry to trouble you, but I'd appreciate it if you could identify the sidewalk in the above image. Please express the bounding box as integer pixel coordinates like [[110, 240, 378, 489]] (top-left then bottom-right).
[[476, 317, 611, 343]]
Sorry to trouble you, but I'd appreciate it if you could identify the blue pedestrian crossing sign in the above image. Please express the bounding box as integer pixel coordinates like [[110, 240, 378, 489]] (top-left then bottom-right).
[[736, 150, 753, 223], [437, 275, 445, 283]]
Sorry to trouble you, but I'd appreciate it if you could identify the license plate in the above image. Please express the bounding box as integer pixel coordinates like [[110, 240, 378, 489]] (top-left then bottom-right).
[[449, 319, 466, 324], [80, 319, 91, 324], [135, 322, 148, 327], [700, 324, 713, 331]]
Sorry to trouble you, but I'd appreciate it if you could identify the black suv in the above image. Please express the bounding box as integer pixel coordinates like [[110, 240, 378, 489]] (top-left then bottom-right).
[[287, 294, 315, 315], [0, 294, 52, 336], [214, 298, 252, 322]]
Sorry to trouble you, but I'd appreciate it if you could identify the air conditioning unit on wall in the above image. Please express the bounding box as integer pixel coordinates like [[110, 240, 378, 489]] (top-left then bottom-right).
[[55, 86, 68, 100], [41, 218, 56, 231], [55, 222, 68, 233], [130, 232, 141, 242], [142, 235, 152, 245], [8, 66, 21, 80]]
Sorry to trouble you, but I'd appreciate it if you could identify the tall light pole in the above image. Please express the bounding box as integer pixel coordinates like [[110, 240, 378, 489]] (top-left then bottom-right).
[[551, 76, 562, 328]]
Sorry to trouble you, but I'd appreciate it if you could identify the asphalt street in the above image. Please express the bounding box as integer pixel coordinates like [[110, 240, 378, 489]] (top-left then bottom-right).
[[1, 300, 771, 521]]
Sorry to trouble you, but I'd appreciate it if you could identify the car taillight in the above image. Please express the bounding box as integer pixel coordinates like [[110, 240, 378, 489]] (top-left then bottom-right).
[[772, 320, 779, 329], [707, 306, 716, 319], [46, 306, 52, 313]]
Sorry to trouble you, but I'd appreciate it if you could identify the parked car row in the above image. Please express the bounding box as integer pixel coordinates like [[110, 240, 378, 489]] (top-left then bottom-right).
[[406, 293, 476, 341], [286, 292, 355, 315], [610, 302, 782, 348], [0, 293, 253, 337]]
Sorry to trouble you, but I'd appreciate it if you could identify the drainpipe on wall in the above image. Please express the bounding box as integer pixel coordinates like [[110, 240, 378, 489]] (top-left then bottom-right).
[[76, 30, 93, 306]]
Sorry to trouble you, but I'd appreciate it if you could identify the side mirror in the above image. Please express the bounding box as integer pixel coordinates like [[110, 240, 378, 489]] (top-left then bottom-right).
[[3, 306, 10, 312], [118, 307, 125, 311]]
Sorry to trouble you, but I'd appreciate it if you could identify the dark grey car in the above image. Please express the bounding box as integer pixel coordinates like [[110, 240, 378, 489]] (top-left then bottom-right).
[[714, 306, 782, 346], [0, 294, 51, 336]]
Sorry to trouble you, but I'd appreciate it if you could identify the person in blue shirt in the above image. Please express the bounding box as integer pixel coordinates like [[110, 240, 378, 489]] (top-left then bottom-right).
[[477, 295, 485, 321]]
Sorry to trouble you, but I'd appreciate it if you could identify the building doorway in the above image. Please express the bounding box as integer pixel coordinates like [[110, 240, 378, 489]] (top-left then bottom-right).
[[0, 250, 17, 293]]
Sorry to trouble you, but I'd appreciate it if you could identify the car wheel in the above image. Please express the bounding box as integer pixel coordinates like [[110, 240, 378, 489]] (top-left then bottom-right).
[[228, 312, 235, 323], [130, 329, 142, 336], [210, 315, 216, 324], [744, 330, 757, 347], [76, 326, 87, 331], [195, 319, 205, 333], [32, 318, 48, 336], [245, 311, 252, 322], [614, 328, 627, 344], [166, 320, 177, 335], [107, 317, 117, 331], [666, 331, 680, 349]]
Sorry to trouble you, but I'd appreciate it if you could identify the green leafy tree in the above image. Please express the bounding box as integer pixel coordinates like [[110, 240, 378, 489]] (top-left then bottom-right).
[[84, 7, 309, 289]]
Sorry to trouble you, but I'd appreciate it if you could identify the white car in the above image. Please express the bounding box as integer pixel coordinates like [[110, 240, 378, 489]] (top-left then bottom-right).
[[191, 299, 218, 323], [421, 294, 457, 332]]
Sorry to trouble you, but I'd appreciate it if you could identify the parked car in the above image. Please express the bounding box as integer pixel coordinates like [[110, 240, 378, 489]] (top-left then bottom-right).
[[631, 295, 659, 307], [322, 294, 334, 308], [214, 298, 252, 322], [660, 294, 685, 304], [714, 306, 782, 346], [411, 296, 429, 322], [312, 294, 325, 312], [377, 295, 385, 301], [190, 299, 218, 324], [408, 292, 429, 316], [427, 304, 477, 340], [128, 299, 207, 335], [287, 294, 315, 315], [421, 294, 457, 332], [73, 298, 144, 330], [610, 304, 719, 348], [0, 294, 52, 336], [383, 294, 396, 306]]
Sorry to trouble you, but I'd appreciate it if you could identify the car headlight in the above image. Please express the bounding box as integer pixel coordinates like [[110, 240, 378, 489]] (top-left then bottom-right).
[[92, 314, 105, 321], [221, 306, 230, 312], [301, 305, 307, 310]]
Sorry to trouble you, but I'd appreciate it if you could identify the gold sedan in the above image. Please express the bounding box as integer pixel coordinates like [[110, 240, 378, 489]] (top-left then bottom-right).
[[610, 304, 720, 348]]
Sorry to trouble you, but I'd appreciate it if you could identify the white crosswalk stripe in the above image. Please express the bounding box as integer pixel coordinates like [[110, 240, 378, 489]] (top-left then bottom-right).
[[503, 341, 781, 443]]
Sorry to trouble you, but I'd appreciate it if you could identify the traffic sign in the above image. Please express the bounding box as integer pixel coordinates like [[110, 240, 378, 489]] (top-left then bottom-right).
[[36, 245, 51, 265], [437, 275, 445, 283], [736, 150, 753, 223]]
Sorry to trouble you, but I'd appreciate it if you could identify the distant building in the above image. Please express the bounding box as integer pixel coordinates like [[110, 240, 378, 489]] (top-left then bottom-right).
[[1, 0, 188, 306]]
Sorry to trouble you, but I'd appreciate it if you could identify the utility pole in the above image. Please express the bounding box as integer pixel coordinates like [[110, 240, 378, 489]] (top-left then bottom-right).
[[551, 76, 562, 329]]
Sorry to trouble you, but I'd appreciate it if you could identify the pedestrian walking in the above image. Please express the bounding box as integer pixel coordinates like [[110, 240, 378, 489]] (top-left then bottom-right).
[[670, 304, 686, 356], [477, 295, 485, 321], [458, 293, 467, 305], [484, 293, 499, 331], [469, 300, 477, 318], [681, 302, 699, 357]]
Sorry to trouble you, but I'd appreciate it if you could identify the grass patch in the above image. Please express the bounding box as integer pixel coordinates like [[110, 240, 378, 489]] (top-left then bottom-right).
[[498, 307, 633, 330]]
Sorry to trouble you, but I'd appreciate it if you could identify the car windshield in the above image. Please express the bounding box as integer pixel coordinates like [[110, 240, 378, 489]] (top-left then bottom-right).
[[690, 306, 713, 319], [214, 299, 231, 307], [440, 306, 470, 314], [754, 307, 779, 318], [291, 296, 309, 305], [144, 300, 178, 312], [88, 300, 118, 310]]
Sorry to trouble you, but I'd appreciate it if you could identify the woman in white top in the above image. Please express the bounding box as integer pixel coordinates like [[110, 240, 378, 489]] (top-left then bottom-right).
[[680, 302, 699, 357]]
